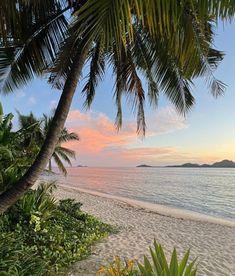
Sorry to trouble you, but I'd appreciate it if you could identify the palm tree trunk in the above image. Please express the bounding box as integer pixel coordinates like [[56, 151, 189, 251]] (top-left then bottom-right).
[[0, 47, 89, 213], [48, 159, 52, 172]]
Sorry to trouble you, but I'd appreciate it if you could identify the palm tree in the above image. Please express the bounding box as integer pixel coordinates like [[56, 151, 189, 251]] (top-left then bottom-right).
[[0, 104, 32, 193], [16, 111, 43, 162], [42, 114, 79, 175], [17, 112, 79, 175], [0, 0, 234, 212]]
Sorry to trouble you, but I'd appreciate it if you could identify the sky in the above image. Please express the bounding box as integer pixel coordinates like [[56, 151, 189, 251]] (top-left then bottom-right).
[[1, 21, 235, 167]]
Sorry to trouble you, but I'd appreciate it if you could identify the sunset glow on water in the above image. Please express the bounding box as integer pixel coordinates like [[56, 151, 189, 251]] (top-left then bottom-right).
[[51, 167, 235, 222]]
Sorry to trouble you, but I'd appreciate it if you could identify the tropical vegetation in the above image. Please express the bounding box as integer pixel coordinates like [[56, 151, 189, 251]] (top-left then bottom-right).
[[0, 181, 113, 275], [97, 240, 197, 276], [0, 105, 78, 195], [17, 111, 79, 175], [0, 104, 37, 193], [0, 0, 234, 211]]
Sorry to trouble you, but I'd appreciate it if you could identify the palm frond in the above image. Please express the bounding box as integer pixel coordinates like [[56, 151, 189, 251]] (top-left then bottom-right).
[[74, 0, 235, 56], [58, 129, 79, 143], [48, 19, 92, 89], [1, 0, 232, 138], [0, 1, 69, 94], [0, 0, 70, 44], [52, 152, 67, 176], [82, 40, 106, 108], [111, 45, 146, 134], [132, 26, 159, 107], [55, 146, 76, 159]]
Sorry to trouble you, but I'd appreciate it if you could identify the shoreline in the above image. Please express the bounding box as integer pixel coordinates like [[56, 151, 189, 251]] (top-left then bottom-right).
[[57, 184, 235, 228], [54, 184, 235, 276]]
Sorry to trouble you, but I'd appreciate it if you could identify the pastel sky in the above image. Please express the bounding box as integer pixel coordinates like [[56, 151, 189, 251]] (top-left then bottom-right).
[[1, 21, 235, 167]]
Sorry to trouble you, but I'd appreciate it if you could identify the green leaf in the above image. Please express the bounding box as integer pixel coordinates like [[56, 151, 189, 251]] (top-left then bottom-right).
[[178, 249, 190, 275], [185, 258, 198, 275], [144, 255, 153, 274], [170, 248, 178, 275], [158, 244, 170, 275], [150, 246, 163, 275]]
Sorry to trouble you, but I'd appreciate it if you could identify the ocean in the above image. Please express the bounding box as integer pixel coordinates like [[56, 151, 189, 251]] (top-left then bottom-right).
[[50, 167, 235, 222]]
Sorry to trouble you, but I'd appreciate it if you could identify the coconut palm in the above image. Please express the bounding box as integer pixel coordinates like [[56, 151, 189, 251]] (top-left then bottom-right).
[[0, 105, 32, 193], [0, 0, 235, 212], [42, 114, 79, 175], [17, 112, 79, 175], [16, 111, 43, 162]]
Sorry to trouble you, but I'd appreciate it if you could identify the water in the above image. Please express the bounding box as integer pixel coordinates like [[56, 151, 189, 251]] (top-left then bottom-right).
[[53, 167, 235, 222]]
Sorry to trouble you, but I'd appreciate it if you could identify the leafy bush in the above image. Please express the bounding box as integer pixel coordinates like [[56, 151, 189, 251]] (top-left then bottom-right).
[[97, 240, 197, 276], [0, 234, 48, 276], [96, 256, 138, 276], [0, 182, 114, 275], [6, 181, 57, 227], [138, 240, 197, 276]]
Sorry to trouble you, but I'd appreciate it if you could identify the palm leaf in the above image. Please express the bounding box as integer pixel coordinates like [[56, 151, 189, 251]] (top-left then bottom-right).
[[54, 146, 76, 159], [58, 129, 79, 143], [0, 1, 69, 94], [51, 152, 67, 176], [82, 40, 106, 108]]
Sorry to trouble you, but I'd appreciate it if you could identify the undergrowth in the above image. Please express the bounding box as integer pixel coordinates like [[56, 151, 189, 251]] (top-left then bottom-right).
[[0, 182, 114, 275]]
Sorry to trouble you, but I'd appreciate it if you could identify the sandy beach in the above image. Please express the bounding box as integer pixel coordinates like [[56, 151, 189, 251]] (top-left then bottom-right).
[[54, 184, 235, 276]]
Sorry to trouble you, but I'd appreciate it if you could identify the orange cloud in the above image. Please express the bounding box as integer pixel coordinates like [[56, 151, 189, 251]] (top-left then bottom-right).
[[117, 147, 177, 160], [64, 108, 235, 166], [67, 110, 137, 153], [64, 107, 188, 166]]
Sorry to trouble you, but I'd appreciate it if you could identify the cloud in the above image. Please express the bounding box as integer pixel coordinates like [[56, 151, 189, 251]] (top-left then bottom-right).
[[49, 100, 57, 109], [15, 89, 26, 98], [118, 147, 176, 159], [146, 106, 188, 135], [64, 107, 188, 166], [28, 96, 36, 105]]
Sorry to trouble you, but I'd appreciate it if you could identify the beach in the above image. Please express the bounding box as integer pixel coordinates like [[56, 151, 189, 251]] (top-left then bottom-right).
[[54, 184, 235, 276]]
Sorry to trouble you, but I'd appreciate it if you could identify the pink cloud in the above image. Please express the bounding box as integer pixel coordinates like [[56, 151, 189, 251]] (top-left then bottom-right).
[[112, 147, 176, 160], [64, 108, 188, 166]]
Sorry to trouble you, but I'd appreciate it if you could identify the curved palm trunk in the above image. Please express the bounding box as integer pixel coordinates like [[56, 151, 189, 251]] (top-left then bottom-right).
[[0, 48, 88, 213], [48, 159, 52, 172]]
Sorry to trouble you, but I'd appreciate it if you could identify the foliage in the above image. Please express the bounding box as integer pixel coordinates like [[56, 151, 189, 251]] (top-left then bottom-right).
[[0, 182, 114, 275], [97, 240, 197, 276], [1, 1, 233, 134], [0, 104, 79, 194], [0, 0, 233, 211], [138, 240, 197, 276], [42, 113, 79, 175], [17, 111, 79, 175], [0, 234, 49, 276], [96, 256, 138, 276], [0, 107, 34, 193]]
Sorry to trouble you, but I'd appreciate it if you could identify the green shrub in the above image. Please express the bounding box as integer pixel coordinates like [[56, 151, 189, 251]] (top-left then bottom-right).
[[6, 181, 57, 227], [97, 240, 197, 276], [0, 233, 49, 276], [0, 182, 114, 275], [96, 256, 138, 276], [58, 198, 84, 220], [138, 240, 197, 276]]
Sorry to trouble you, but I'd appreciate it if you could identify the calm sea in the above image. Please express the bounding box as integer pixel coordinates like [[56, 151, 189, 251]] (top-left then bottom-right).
[[51, 167, 235, 222]]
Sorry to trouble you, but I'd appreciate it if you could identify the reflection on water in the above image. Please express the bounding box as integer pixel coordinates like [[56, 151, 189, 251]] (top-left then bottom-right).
[[51, 167, 235, 221]]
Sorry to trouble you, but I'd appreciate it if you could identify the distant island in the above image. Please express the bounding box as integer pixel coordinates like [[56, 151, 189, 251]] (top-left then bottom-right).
[[136, 164, 161, 168], [77, 165, 88, 167], [137, 160, 235, 168], [136, 164, 154, 168]]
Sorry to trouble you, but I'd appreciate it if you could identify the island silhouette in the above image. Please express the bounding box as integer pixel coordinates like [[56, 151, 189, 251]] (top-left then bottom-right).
[[137, 159, 235, 168]]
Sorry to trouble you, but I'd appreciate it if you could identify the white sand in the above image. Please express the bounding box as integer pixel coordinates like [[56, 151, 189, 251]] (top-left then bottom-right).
[[54, 184, 235, 276]]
